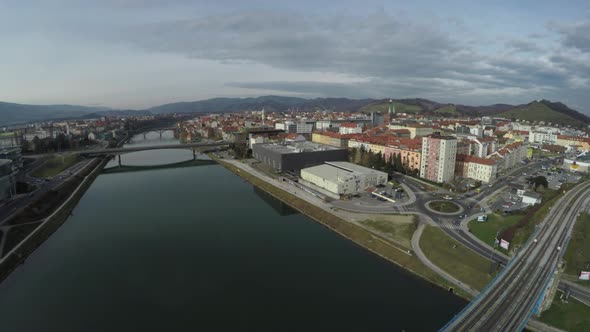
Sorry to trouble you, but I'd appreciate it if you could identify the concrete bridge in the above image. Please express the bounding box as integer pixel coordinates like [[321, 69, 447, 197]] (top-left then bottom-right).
[[101, 159, 217, 174], [78, 141, 230, 166], [140, 127, 178, 139]]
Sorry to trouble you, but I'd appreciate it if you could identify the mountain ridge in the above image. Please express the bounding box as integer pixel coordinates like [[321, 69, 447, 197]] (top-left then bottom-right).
[[1, 96, 588, 127]]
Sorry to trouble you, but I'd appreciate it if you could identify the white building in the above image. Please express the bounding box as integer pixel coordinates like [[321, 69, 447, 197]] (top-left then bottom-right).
[[529, 130, 558, 144], [521, 191, 542, 206], [296, 121, 315, 134], [338, 123, 363, 135], [455, 154, 498, 183], [275, 121, 297, 133], [420, 135, 457, 183], [300, 161, 387, 196]]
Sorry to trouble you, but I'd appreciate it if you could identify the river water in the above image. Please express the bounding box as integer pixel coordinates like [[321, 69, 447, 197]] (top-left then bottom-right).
[[0, 132, 465, 331]]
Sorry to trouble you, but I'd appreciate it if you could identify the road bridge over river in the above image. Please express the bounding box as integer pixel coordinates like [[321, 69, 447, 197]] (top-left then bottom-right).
[[77, 141, 230, 166]]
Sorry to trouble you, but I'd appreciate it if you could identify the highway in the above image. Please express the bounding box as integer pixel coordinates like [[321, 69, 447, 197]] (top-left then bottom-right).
[[441, 180, 590, 331]]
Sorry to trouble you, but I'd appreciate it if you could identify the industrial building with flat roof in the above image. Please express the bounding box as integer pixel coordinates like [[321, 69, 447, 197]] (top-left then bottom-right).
[[300, 161, 387, 196], [252, 142, 348, 173]]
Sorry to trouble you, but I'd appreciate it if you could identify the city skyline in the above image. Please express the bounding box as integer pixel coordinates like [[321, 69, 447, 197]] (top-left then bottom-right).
[[1, 0, 589, 113]]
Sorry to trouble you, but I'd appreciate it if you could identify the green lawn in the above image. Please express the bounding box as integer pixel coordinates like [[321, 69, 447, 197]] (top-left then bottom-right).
[[540, 293, 590, 331], [564, 213, 590, 277], [428, 200, 461, 213], [360, 216, 417, 249], [421, 226, 497, 291], [31, 154, 82, 178], [468, 213, 522, 247], [434, 105, 459, 115]]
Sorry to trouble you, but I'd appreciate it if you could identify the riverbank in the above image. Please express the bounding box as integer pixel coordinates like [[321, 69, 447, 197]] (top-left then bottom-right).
[[211, 156, 472, 300], [0, 157, 109, 283]]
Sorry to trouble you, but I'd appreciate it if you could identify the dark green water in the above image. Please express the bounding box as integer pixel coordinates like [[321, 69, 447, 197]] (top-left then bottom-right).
[[0, 132, 465, 331]]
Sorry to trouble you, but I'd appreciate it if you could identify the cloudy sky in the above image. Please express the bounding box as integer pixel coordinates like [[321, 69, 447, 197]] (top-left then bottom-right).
[[1, 0, 589, 113]]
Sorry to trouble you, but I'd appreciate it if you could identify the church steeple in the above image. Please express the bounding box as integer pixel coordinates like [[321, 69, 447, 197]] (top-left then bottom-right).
[[388, 99, 395, 117]]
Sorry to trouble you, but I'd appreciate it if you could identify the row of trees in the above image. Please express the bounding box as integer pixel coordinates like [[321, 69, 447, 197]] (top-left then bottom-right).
[[349, 147, 418, 176], [21, 134, 94, 154]]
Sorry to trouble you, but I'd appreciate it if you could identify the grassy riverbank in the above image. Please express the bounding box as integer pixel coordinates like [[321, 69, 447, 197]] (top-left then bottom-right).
[[213, 157, 473, 300], [31, 153, 83, 178], [360, 216, 416, 249], [421, 226, 497, 291], [0, 157, 108, 283]]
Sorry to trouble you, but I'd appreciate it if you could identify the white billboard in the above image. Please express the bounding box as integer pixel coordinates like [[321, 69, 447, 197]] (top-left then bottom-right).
[[500, 239, 510, 250], [580, 271, 590, 281]]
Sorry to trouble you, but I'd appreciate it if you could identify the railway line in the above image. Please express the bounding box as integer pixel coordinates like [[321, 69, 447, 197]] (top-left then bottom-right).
[[442, 181, 590, 331]]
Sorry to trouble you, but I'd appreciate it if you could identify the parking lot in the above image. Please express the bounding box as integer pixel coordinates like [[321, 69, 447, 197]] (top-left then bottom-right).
[[354, 183, 410, 206]]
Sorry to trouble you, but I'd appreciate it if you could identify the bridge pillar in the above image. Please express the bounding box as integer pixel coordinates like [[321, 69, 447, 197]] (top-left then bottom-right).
[[118, 154, 121, 167]]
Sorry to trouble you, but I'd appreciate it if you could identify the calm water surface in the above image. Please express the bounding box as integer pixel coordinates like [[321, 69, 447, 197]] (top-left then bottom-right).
[[0, 132, 465, 331]]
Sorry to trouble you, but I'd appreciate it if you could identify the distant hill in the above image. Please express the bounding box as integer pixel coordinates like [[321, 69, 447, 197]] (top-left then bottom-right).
[[148, 95, 373, 114], [0, 102, 112, 126], [496, 100, 589, 127], [2, 96, 588, 128]]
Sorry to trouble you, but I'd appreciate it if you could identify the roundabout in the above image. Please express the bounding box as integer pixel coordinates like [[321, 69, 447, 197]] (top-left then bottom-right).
[[425, 200, 463, 215]]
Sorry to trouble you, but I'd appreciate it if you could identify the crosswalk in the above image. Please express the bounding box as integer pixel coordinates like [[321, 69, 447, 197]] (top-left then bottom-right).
[[439, 223, 463, 231]]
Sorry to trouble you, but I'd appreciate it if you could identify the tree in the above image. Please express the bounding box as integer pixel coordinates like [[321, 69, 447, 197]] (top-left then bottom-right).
[[349, 148, 357, 163], [528, 176, 548, 191], [21, 140, 31, 152]]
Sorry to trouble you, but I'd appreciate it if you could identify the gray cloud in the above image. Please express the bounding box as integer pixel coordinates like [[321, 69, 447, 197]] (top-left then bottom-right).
[[555, 21, 590, 52], [119, 11, 590, 113]]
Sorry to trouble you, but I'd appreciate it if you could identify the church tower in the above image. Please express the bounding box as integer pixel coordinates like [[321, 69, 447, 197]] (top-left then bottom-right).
[[388, 99, 395, 118]]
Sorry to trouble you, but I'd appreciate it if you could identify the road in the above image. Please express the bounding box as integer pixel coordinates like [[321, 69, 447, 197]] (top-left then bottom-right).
[[441, 181, 590, 331], [0, 157, 92, 226], [78, 141, 229, 155]]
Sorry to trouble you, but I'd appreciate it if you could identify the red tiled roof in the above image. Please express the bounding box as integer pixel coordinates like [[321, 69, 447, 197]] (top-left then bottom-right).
[[557, 135, 590, 142], [456, 154, 497, 165]]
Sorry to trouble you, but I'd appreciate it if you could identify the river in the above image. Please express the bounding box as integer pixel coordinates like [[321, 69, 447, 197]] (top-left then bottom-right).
[[0, 132, 465, 331]]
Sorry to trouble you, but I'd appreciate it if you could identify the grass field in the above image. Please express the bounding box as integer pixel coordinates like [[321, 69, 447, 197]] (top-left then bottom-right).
[[497, 101, 579, 127], [31, 154, 82, 178], [360, 216, 417, 249], [434, 105, 459, 115], [540, 293, 590, 331], [468, 213, 522, 247], [421, 226, 497, 291], [564, 213, 590, 277], [428, 200, 461, 213]]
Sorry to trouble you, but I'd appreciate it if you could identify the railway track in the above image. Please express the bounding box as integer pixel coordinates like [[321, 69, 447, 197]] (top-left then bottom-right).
[[442, 181, 590, 331]]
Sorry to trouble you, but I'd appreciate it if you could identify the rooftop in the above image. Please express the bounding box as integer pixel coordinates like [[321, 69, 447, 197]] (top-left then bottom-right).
[[302, 161, 387, 182], [256, 141, 342, 154]]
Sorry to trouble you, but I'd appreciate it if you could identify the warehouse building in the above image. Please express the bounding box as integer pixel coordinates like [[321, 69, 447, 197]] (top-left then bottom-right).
[[300, 161, 387, 196], [252, 142, 348, 173]]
